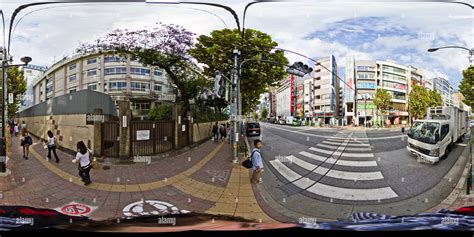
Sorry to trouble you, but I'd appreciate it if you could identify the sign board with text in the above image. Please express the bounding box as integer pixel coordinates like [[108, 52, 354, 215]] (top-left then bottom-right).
[[136, 130, 150, 141], [158, 93, 176, 102]]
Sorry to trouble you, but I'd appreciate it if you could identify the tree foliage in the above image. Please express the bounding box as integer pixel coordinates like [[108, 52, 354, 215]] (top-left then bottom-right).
[[148, 104, 172, 120], [373, 89, 392, 115], [6, 67, 26, 118], [261, 107, 269, 119], [459, 65, 473, 108], [189, 28, 289, 115], [408, 85, 443, 120], [77, 23, 201, 117]]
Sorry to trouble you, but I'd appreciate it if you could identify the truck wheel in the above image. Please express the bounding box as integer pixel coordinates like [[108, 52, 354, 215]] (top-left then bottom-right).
[[441, 145, 451, 160]]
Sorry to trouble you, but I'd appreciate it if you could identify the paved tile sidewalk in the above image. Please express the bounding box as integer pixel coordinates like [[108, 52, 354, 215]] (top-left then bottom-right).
[[0, 135, 276, 223]]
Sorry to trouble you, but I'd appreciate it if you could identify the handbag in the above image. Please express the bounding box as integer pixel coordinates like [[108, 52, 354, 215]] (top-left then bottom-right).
[[242, 150, 258, 169], [88, 149, 101, 170]]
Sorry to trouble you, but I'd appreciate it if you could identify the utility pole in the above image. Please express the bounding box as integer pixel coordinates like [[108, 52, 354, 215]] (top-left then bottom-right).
[[231, 49, 240, 163]]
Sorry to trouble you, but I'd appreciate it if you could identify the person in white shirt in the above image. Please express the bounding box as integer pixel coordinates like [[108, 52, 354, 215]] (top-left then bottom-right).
[[21, 121, 26, 129], [14, 124, 19, 136], [46, 130, 60, 163], [251, 139, 264, 184], [72, 141, 92, 185]]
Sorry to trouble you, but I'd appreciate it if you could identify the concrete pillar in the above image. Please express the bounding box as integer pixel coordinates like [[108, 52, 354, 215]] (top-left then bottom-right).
[[118, 100, 131, 159], [93, 108, 103, 156]]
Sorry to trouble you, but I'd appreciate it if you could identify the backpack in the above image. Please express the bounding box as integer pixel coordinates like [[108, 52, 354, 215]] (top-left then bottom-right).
[[25, 136, 32, 145], [242, 150, 259, 169]]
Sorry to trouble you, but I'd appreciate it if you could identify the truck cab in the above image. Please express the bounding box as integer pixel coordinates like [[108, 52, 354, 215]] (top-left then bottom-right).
[[406, 106, 468, 164]]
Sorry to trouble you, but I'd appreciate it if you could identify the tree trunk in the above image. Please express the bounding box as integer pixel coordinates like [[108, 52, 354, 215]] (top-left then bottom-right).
[[164, 68, 190, 118]]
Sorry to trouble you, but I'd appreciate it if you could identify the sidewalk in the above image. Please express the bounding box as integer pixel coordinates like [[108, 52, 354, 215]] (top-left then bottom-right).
[[0, 135, 276, 223]]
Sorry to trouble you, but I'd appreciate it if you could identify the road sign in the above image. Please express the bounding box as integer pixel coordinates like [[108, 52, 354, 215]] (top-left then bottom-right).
[[8, 93, 13, 104], [136, 130, 150, 141], [55, 202, 97, 216], [122, 200, 190, 217]]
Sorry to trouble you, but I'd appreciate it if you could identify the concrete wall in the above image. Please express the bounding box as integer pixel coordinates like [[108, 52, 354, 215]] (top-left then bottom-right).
[[18, 114, 94, 153], [192, 120, 228, 143]]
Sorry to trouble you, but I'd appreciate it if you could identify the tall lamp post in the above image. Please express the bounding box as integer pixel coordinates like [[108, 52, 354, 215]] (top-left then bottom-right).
[[428, 46, 473, 63], [0, 47, 32, 173]]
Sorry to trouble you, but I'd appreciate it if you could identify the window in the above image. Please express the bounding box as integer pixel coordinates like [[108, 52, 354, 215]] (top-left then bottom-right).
[[69, 88, 77, 93], [315, 77, 321, 81], [130, 67, 151, 76], [87, 69, 97, 77], [322, 94, 331, 100], [132, 101, 151, 115], [315, 95, 321, 99], [131, 82, 150, 91], [46, 85, 53, 93], [440, 124, 449, 141], [382, 81, 406, 90], [104, 67, 127, 75], [154, 70, 163, 77], [87, 84, 97, 90], [357, 73, 375, 79], [69, 63, 77, 70], [47, 76, 53, 84], [383, 65, 406, 74], [87, 58, 97, 64], [357, 82, 376, 89], [69, 74, 77, 82], [104, 55, 123, 63], [109, 82, 127, 91], [154, 84, 162, 91]]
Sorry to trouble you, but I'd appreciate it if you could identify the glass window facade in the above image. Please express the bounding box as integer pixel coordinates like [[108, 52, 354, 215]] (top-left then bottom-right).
[[104, 67, 127, 75], [131, 82, 150, 91], [87, 58, 97, 64], [130, 67, 150, 76], [109, 82, 127, 91]]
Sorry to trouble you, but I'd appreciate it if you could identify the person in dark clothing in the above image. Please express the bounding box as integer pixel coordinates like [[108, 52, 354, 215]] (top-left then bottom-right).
[[219, 123, 227, 142], [73, 141, 92, 185], [212, 122, 219, 142]]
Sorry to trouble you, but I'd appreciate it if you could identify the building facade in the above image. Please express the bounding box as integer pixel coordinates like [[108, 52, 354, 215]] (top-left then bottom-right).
[[433, 77, 454, 107], [33, 52, 177, 117], [20, 65, 47, 111], [344, 57, 421, 126], [311, 55, 340, 125]]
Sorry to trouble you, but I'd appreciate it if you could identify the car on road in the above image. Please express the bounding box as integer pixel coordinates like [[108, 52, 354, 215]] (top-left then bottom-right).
[[246, 122, 261, 136]]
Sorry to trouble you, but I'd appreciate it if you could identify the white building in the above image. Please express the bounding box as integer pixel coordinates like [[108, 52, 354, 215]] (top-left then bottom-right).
[[311, 55, 340, 124], [20, 65, 47, 111], [276, 81, 291, 118], [433, 77, 454, 107]]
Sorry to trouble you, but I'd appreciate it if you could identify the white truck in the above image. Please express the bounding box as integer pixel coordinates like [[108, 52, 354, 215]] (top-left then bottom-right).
[[407, 106, 468, 164]]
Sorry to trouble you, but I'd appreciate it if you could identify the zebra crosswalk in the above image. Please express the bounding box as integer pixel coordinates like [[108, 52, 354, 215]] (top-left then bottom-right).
[[267, 131, 398, 202]]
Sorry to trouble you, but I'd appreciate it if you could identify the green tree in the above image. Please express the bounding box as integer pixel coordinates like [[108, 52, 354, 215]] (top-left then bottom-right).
[[428, 89, 443, 107], [148, 104, 172, 120], [6, 67, 26, 118], [261, 107, 269, 120], [189, 28, 289, 115], [253, 111, 259, 121], [459, 65, 473, 108], [373, 89, 392, 126], [408, 85, 439, 120]]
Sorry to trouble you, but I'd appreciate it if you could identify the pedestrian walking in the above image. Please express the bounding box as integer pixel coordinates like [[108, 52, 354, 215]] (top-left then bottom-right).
[[219, 123, 227, 142], [45, 130, 60, 163], [14, 124, 19, 136], [212, 122, 219, 142], [9, 123, 14, 137], [21, 121, 26, 129], [251, 139, 264, 184], [72, 141, 92, 185], [20, 128, 33, 160]]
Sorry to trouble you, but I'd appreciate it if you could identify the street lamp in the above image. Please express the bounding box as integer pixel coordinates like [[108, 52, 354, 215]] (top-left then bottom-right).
[[0, 48, 32, 173], [428, 46, 474, 63]]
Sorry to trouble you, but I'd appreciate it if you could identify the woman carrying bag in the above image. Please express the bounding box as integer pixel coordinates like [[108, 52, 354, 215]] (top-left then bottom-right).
[[72, 141, 93, 186], [45, 130, 60, 163]]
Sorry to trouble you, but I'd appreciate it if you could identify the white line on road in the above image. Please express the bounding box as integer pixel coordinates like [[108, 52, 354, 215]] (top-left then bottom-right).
[[316, 143, 372, 151], [288, 155, 383, 180], [299, 151, 378, 167], [262, 124, 406, 140], [309, 147, 374, 158], [322, 141, 371, 147], [269, 158, 397, 201], [306, 183, 398, 201]]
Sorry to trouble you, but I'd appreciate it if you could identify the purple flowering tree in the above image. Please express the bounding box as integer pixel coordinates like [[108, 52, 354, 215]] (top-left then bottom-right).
[[77, 23, 206, 117]]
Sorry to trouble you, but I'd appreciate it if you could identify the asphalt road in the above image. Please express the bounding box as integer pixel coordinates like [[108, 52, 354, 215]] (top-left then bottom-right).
[[248, 122, 470, 220]]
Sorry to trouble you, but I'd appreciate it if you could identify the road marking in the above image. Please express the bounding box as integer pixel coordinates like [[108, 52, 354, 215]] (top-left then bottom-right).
[[322, 141, 371, 147], [328, 137, 369, 141], [299, 151, 378, 167], [270, 158, 397, 200], [316, 143, 372, 151], [309, 147, 374, 158], [306, 183, 398, 201], [288, 155, 383, 180]]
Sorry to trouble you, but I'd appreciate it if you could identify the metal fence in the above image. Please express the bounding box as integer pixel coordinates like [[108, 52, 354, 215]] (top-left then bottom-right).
[[17, 90, 117, 117], [130, 120, 174, 156], [102, 121, 120, 157]]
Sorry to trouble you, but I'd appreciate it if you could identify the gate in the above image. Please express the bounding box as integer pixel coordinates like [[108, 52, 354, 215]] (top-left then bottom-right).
[[131, 120, 174, 156], [179, 119, 190, 149], [102, 121, 119, 157]]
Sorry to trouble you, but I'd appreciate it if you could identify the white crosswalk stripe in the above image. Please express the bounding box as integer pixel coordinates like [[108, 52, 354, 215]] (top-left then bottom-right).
[[299, 151, 378, 167], [309, 147, 374, 158], [316, 143, 372, 151], [287, 155, 383, 180], [322, 140, 371, 147]]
